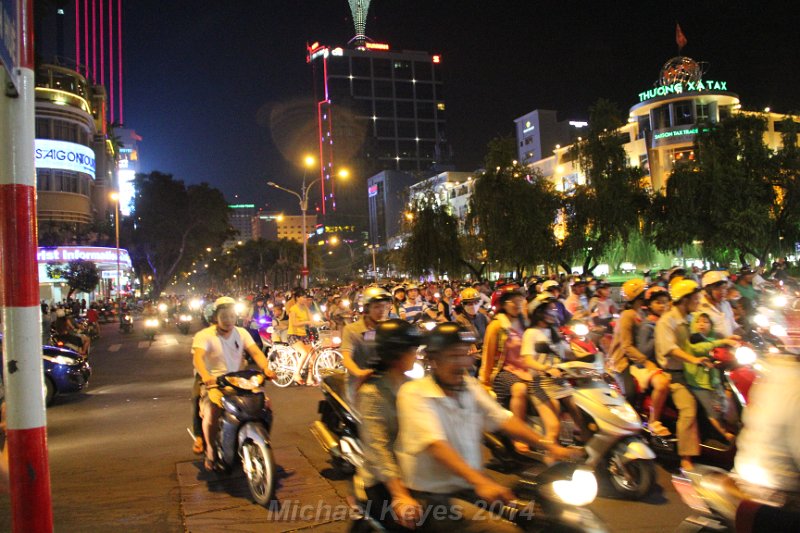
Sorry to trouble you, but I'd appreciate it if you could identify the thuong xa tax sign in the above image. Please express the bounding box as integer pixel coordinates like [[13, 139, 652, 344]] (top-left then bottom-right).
[[638, 80, 729, 103], [35, 139, 96, 178]]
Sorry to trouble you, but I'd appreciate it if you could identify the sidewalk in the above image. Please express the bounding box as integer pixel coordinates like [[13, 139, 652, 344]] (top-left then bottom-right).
[[178, 446, 350, 532]]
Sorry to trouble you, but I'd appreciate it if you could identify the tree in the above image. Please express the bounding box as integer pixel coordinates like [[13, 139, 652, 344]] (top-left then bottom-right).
[[650, 113, 800, 265], [129, 172, 232, 298], [402, 204, 463, 277], [561, 99, 650, 274], [47, 259, 100, 299]]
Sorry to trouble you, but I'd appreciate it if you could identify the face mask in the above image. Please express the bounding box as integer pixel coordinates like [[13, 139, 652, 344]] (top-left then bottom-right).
[[466, 303, 481, 314]]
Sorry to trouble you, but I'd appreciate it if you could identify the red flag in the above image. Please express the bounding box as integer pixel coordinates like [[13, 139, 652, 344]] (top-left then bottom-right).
[[676, 23, 688, 51]]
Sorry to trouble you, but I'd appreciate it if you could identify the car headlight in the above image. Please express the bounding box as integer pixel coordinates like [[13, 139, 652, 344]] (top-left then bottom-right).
[[608, 403, 640, 424], [769, 324, 787, 337], [772, 295, 788, 308], [44, 354, 77, 366], [404, 362, 426, 380], [735, 346, 757, 365], [158, 303, 167, 312], [753, 314, 770, 328], [572, 323, 589, 337], [145, 319, 160, 327], [551, 469, 598, 507]]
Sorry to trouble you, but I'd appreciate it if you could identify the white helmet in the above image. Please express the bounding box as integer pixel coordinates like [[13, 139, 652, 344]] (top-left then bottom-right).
[[213, 296, 236, 310], [701, 271, 729, 288], [541, 280, 560, 293]]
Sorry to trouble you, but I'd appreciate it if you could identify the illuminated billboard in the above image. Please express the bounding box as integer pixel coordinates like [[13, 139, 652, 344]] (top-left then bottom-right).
[[118, 169, 136, 216], [35, 139, 96, 178]]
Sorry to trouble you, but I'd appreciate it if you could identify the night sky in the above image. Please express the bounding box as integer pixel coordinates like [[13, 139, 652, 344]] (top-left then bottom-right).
[[112, 1, 800, 212]]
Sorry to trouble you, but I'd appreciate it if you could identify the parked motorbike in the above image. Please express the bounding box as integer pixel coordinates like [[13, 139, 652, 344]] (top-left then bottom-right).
[[120, 313, 134, 334], [485, 348, 656, 500], [673, 465, 800, 532], [313, 369, 608, 532], [208, 369, 276, 506], [143, 316, 159, 341], [177, 313, 192, 335]]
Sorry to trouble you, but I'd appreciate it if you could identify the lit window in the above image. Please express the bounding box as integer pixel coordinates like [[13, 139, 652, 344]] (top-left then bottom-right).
[[437, 103, 445, 111]]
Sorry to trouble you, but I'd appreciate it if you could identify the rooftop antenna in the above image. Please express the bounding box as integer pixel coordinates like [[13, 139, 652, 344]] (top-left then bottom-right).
[[348, 0, 371, 47]]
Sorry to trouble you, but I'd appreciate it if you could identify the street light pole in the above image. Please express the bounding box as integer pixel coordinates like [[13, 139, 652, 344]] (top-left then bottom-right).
[[110, 192, 121, 304]]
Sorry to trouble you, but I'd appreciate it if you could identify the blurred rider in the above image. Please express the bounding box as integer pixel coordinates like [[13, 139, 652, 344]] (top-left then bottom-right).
[[340, 287, 393, 383]]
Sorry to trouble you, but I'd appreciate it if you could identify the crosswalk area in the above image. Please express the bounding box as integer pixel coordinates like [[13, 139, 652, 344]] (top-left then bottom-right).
[[106, 333, 186, 353]]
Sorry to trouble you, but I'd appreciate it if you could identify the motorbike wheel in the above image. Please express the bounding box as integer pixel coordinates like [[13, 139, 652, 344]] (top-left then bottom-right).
[[242, 440, 275, 506], [605, 456, 655, 500], [45, 377, 56, 407], [312, 349, 344, 384], [268, 347, 298, 388]]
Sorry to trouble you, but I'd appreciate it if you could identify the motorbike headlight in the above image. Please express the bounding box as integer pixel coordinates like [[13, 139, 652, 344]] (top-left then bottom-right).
[[189, 299, 201, 310], [145, 318, 160, 327], [234, 302, 245, 315], [772, 295, 788, 308], [422, 321, 437, 331], [551, 469, 598, 507], [258, 318, 268, 325], [404, 362, 426, 380], [735, 346, 757, 365], [753, 314, 770, 328], [769, 324, 787, 337], [313, 313, 322, 322], [320, 305, 327, 313], [608, 403, 640, 424], [266, 326, 274, 333], [158, 303, 167, 312], [332, 336, 342, 345], [123, 315, 131, 321], [267, 303, 274, 309], [44, 354, 77, 366], [572, 323, 589, 337], [342, 299, 350, 308], [180, 314, 192, 322]]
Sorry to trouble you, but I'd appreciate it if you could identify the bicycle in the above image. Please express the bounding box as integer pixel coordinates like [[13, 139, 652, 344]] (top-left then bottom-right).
[[266, 327, 344, 387]]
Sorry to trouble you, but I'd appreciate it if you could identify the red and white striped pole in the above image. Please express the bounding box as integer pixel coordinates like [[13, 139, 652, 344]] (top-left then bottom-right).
[[0, 1, 54, 531]]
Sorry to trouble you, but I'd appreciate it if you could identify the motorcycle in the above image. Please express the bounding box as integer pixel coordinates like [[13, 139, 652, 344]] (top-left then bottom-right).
[[673, 465, 800, 532], [177, 313, 192, 335], [485, 346, 657, 500], [208, 369, 277, 506], [143, 316, 159, 341], [119, 313, 134, 334], [313, 369, 608, 532]]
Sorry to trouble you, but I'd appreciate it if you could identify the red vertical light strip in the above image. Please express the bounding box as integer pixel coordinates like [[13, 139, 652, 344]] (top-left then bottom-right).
[[317, 100, 325, 215], [108, 0, 115, 123], [100, 0, 105, 93], [320, 56, 328, 214], [118, 0, 123, 124], [75, 0, 80, 73], [84, 0, 89, 77], [92, 0, 97, 82]]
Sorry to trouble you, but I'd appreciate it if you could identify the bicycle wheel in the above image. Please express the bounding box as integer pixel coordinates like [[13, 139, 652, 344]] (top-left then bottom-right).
[[312, 349, 344, 384], [268, 346, 299, 388]]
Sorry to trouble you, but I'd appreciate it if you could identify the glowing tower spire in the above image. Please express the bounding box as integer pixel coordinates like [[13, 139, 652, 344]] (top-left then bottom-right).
[[348, 0, 371, 46]]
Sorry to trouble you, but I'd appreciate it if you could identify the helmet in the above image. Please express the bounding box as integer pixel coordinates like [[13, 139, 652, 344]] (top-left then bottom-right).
[[667, 266, 687, 281], [497, 285, 524, 305], [527, 293, 555, 318], [621, 279, 647, 302], [362, 286, 392, 305], [644, 286, 669, 302], [392, 285, 407, 294], [670, 279, 700, 302], [541, 280, 560, 293], [405, 283, 419, 291], [460, 288, 480, 302], [701, 270, 729, 288], [213, 296, 236, 310], [373, 319, 422, 369], [426, 322, 476, 354]]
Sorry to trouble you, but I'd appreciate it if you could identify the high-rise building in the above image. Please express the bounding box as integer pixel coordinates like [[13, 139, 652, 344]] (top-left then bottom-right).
[[228, 204, 256, 242], [307, 42, 450, 215]]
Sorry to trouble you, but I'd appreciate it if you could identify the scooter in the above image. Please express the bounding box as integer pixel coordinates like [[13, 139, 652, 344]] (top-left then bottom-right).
[[313, 370, 609, 532], [208, 369, 276, 506], [143, 316, 159, 341], [120, 314, 134, 334], [485, 347, 657, 500], [177, 313, 192, 335], [673, 465, 800, 532]]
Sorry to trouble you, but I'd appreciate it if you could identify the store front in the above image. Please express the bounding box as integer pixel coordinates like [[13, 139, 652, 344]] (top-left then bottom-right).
[[37, 246, 134, 303]]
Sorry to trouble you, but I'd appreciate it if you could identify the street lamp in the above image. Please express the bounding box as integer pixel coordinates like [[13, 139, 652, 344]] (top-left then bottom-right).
[[109, 192, 121, 304], [267, 157, 350, 289], [366, 244, 379, 282]]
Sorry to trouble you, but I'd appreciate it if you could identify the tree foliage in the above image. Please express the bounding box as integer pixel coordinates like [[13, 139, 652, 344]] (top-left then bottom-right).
[[402, 203, 463, 277], [47, 259, 100, 299], [129, 172, 232, 297], [468, 137, 560, 277], [561, 99, 650, 274], [650, 114, 800, 265]]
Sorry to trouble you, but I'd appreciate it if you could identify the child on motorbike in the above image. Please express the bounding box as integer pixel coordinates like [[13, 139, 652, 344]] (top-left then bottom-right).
[[685, 313, 740, 443]]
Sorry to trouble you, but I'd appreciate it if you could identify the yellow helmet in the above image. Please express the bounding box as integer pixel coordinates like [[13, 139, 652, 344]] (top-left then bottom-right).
[[670, 279, 700, 302], [460, 287, 480, 302], [621, 279, 647, 302]]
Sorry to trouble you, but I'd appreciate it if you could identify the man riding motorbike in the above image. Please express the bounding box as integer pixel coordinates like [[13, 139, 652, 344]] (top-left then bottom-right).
[[699, 271, 739, 338], [455, 288, 489, 371], [192, 296, 277, 471], [340, 286, 393, 386], [396, 323, 578, 532]]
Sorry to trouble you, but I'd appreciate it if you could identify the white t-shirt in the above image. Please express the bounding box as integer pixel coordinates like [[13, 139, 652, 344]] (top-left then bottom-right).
[[192, 325, 255, 377], [520, 327, 570, 368]]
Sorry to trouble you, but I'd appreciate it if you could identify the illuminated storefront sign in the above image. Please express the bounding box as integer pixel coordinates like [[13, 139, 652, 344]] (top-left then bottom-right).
[[229, 204, 255, 209], [638, 80, 729, 103], [35, 139, 96, 177], [365, 42, 390, 51], [653, 126, 711, 142], [368, 184, 378, 197], [37, 246, 132, 268]]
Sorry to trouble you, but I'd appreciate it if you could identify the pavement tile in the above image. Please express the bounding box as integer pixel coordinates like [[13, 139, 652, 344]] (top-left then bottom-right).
[[178, 445, 349, 533]]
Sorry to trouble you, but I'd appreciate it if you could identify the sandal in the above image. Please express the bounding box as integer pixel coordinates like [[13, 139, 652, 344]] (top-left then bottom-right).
[[649, 421, 672, 437], [192, 436, 205, 455], [203, 457, 216, 473]]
